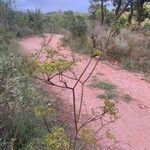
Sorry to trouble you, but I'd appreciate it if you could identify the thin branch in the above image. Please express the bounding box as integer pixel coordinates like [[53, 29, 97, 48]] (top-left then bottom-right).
[[78, 108, 110, 132], [83, 57, 99, 84], [61, 73, 78, 81], [73, 58, 93, 89], [35, 35, 54, 60], [77, 114, 95, 131], [104, 0, 132, 53], [77, 83, 84, 123], [68, 69, 79, 80], [43, 116, 51, 133], [72, 88, 78, 134], [95, 120, 115, 135], [48, 62, 75, 80], [34, 75, 72, 90]]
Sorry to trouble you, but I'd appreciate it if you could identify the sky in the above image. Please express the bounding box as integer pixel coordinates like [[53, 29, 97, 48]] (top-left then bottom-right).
[[15, 0, 90, 13]]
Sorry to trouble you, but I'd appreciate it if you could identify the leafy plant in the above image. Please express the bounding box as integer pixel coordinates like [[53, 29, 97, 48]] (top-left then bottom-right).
[[80, 128, 96, 145], [102, 100, 118, 118], [38, 60, 74, 77], [45, 127, 70, 150], [0, 30, 69, 149]]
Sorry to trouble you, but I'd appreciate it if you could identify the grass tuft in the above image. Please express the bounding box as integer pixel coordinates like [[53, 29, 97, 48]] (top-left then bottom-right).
[[97, 91, 118, 100], [89, 78, 118, 101], [122, 94, 133, 103], [89, 80, 117, 91]]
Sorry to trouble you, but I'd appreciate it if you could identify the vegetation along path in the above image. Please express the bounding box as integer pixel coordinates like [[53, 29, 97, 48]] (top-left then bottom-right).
[[21, 34, 150, 150]]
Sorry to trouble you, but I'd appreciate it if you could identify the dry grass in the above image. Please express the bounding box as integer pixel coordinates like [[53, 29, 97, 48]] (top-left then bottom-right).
[[107, 29, 150, 73], [63, 25, 150, 73]]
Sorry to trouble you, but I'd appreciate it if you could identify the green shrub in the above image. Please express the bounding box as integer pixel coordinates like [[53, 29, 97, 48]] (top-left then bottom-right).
[[45, 127, 70, 150], [0, 48, 48, 149], [89, 80, 117, 91], [69, 15, 87, 37], [98, 91, 118, 100], [0, 31, 69, 149], [62, 35, 92, 55], [142, 18, 150, 33], [116, 13, 129, 29], [122, 94, 133, 103], [122, 59, 138, 71]]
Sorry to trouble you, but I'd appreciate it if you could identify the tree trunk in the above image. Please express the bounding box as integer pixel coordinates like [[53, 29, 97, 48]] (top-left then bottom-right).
[[137, 0, 145, 26], [101, 0, 104, 25], [128, 0, 133, 24], [115, 0, 122, 16]]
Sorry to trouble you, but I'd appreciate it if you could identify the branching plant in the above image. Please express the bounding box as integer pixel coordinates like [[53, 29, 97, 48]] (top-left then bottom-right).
[[29, 1, 132, 149], [29, 37, 117, 149]]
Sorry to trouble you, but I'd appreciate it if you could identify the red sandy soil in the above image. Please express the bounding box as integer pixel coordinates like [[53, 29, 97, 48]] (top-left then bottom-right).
[[20, 34, 150, 150]]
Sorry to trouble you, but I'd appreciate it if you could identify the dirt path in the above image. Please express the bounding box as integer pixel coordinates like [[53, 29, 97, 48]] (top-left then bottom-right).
[[20, 34, 150, 150]]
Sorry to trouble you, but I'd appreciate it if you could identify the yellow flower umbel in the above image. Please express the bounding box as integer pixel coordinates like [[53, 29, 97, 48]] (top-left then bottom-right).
[[92, 49, 103, 58], [33, 105, 54, 119], [45, 127, 70, 150], [80, 128, 96, 145]]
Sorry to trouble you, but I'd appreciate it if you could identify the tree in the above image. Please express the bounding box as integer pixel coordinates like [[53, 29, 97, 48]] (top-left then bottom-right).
[[143, 3, 150, 19], [111, 0, 132, 17], [0, 0, 14, 27], [89, 0, 108, 25], [113, 0, 122, 15], [136, 0, 145, 26], [128, 0, 134, 24], [27, 9, 44, 34], [63, 12, 87, 37], [63, 11, 75, 30], [70, 15, 87, 36], [135, 0, 149, 26], [101, 0, 105, 25]]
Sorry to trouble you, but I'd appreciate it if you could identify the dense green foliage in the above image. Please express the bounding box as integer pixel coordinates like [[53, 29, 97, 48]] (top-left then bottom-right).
[[0, 2, 72, 150], [0, 28, 66, 149]]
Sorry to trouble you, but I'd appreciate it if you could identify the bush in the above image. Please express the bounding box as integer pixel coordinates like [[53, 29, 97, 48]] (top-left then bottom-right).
[[142, 18, 150, 34], [0, 53, 67, 149], [23, 26, 34, 36], [0, 31, 72, 149], [108, 39, 129, 61], [116, 13, 129, 30], [69, 15, 87, 37], [107, 29, 150, 73], [62, 34, 92, 55], [122, 58, 138, 71], [63, 12, 87, 37], [12, 24, 33, 37], [0, 46, 46, 149], [45, 127, 70, 150]]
